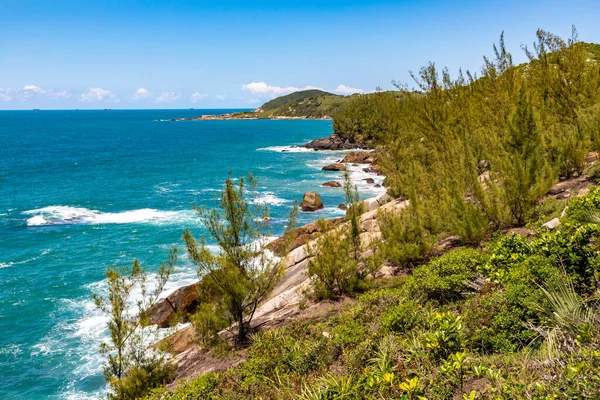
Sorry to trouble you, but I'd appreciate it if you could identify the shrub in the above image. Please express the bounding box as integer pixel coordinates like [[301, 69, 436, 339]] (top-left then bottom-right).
[[307, 222, 364, 300], [407, 248, 485, 304], [565, 185, 600, 222], [533, 223, 600, 293], [380, 299, 421, 334]]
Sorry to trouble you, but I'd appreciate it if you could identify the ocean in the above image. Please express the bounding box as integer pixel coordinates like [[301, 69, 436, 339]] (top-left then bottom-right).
[[0, 109, 384, 399]]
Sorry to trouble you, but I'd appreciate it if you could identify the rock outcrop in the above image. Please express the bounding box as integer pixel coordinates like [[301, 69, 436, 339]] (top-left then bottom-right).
[[322, 163, 346, 171], [148, 283, 202, 328], [341, 151, 375, 164], [300, 192, 324, 212], [303, 133, 370, 151], [322, 181, 342, 187]]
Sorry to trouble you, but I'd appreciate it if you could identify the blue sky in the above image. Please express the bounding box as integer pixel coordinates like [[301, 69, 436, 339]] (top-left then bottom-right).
[[1, 0, 599, 109]]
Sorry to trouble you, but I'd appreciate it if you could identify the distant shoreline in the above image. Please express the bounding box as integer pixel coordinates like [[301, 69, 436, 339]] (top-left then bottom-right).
[[172, 113, 332, 121]]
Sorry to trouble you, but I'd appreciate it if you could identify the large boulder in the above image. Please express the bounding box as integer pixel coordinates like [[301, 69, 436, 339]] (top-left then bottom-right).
[[303, 133, 370, 150], [148, 283, 202, 327], [300, 191, 324, 212], [341, 151, 373, 164], [268, 217, 346, 255], [322, 181, 342, 187], [322, 163, 346, 171]]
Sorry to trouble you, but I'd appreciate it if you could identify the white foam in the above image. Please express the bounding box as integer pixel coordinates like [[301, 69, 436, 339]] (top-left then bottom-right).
[[23, 206, 194, 226], [0, 262, 13, 269], [250, 192, 290, 206], [257, 145, 315, 153]]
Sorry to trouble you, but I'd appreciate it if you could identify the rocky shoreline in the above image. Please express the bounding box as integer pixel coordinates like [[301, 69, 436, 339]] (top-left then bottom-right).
[[148, 147, 384, 327], [302, 132, 372, 151], [171, 113, 332, 121]]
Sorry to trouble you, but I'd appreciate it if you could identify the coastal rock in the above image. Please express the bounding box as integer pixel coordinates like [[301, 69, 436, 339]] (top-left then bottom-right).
[[268, 217, 346, 255], [303, 133, 370, 151], [322, 163, 346, 171], [148, 283, 202, 327], [300, 192, 324, 212], [374, 184, 382, 188], [338, 203, 348, 210], [363, 178, 375, 184], [322, 181, 342, 188], [148, 299, 175, 328], [341, 151, 373, 164]]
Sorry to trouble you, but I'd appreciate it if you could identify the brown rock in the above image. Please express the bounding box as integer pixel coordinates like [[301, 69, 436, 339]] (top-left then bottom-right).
[[300, 191, 324, 212], [148, 299, 175, 328], [168, 283, 201, 312], [322, 163, 346, 171], [322, 181, 342, 188], [341, 151, 373, 164], [374, 184, 382, 188], [363, 178, 375, 184], [147, 283, 202, 328], [338, 203, 348, 210], [268, 217, 346, 255], [303, 133, 370, 151]]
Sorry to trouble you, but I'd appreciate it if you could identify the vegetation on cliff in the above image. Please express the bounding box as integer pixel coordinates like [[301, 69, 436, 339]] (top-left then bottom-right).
[[96, 27, 600, 399]]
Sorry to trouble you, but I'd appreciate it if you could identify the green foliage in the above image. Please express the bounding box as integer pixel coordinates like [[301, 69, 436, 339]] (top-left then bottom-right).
[[424, 311, 465, 361], [380, 299, 421, 334], [407, 248, 484, 304], [183, 174, 281, 344], [260, 89, 338, 111], [307, 221, 365, 300], [499, 86, 554, 225], [379, 199, 438, 268], [565, 185, 600, 222], [93, 248, 177, 400], [190, 302, 229, 347]]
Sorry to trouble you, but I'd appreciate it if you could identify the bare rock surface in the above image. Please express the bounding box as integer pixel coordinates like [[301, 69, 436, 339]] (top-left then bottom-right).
[[300, 191, 324, 212]]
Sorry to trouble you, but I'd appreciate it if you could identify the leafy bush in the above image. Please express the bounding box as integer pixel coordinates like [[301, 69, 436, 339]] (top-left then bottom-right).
[[407, 248, 485, 304], [381, 299, 421, 334], [307, 222, 365, 300], [566, 185, 600, 222], [533, 223, 600, 292]]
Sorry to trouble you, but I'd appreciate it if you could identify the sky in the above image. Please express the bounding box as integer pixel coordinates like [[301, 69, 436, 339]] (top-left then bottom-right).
[[1, 0, 600, 109]]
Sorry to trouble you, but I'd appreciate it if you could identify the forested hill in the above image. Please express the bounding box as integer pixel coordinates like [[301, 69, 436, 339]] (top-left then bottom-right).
[[251, 89, 350, 118]]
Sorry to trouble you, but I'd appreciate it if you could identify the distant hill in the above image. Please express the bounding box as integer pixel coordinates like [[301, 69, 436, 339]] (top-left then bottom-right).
[[252, 89, 351, 118]]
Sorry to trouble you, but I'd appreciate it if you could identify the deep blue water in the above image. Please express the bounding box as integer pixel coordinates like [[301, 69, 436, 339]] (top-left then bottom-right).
[[0, 110, 384, 399]]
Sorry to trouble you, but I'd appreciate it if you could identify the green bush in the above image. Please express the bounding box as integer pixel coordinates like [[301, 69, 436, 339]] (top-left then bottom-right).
[[407, 248, 485, 304], [533, 223, 600, 293], [566, 185, 600, 222], [307, 222, 364, 300], [380, 299, 421, 334]]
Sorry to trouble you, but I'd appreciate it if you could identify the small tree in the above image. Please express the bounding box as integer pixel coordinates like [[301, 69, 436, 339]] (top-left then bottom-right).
[[183, 174, 281, 345], [499, 87, 553, 225], [93, 247, 177, 399], [343, 168, 364, 261]]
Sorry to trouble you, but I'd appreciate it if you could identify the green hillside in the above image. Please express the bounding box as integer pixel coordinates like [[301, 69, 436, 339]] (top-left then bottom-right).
[[260, 89, 338, 111]]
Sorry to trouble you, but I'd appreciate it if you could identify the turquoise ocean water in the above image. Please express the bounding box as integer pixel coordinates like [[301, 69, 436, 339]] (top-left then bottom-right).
[[0, 110, 384, 399]]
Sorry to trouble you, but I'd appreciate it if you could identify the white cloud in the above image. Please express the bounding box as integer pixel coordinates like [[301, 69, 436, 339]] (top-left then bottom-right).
[[154, 92, 182, 103], [79, 87, 118, 103], [133, 88, 152, 100], [23, 85, 46, 94], [0, 85, 71, 102], [190, 92, 208, 103], [50, 90, 71, 99], [215, 94, 226, 101], [334, 84, 364, 95], [241, 82, 321, 98]]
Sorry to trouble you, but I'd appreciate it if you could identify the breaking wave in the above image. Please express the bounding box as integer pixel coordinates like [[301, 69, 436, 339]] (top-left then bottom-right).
[[23, 206, 193, 227]]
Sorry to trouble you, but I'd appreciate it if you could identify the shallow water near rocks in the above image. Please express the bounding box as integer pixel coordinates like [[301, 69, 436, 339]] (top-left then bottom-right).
[[0, 109, 383, 399]]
